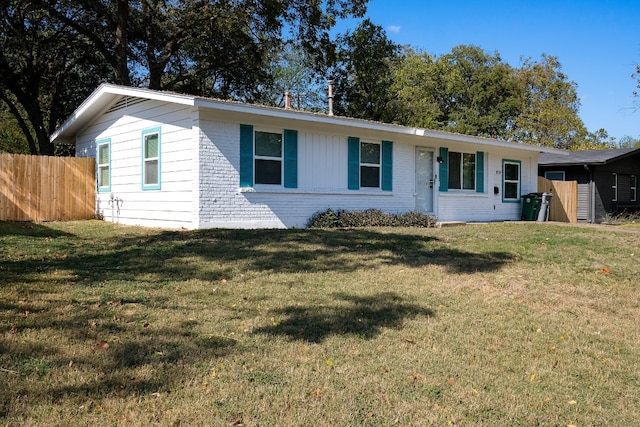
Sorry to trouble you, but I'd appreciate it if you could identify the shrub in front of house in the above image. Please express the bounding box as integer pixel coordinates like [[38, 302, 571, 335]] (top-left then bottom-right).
[[306, 208, 436, 228]]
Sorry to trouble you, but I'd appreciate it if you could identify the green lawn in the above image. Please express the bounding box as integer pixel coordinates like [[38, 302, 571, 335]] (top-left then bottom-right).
[[1, 220, 639, 426]]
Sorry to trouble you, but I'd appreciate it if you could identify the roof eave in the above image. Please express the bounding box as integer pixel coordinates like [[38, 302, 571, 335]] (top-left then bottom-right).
[[50, 84, 196, 144]]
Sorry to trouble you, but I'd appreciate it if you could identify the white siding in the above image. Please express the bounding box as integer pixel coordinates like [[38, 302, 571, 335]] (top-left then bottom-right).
[[435, 147, 537, 222], [75, 98, 543, 229], [76, 99, 197, 228], [197, 112, 418, 228]]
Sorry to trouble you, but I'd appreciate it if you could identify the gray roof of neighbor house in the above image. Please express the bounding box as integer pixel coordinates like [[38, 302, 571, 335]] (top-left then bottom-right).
[[539, 148, 640, 166]]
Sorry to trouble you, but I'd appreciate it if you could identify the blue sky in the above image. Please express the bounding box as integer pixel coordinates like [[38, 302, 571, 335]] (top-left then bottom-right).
[[335, 0, 640, 141]]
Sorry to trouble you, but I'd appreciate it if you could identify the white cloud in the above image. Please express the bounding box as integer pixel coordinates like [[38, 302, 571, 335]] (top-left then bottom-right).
[[388, 25, 401, 34]]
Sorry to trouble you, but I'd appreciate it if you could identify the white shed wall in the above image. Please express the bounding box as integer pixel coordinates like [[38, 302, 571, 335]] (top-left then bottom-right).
[[75, 99, 198, 228]]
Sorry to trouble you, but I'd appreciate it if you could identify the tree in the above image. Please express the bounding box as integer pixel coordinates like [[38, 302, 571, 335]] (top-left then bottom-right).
[[389, 48, 442, 129], [633, 63, 640, 111], [1, 0, 369, 155], [424, 45, 523, 138], [617, 135, 640, 148], [0, 104, 29, 154], [0, 1, 109, 155], [256, 43, 328, 112], [578, 128, 616, 150], [332, 19, 401, 122], [509, 54, 587, 149]]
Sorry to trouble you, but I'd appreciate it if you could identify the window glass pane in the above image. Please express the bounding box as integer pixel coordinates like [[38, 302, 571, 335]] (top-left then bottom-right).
[[255, 159, 282, 184], [98, 144, 109, 164], [545, 171, 564, 181], [145, 160, 158, 185], [463, 153, 475, 190], [99, 166, 109, 187], [448, 151, 461, 189], [505, 163, 519, 180], [360, 166, 380, 187], [504, 182, 518, 199], [145, 133, 158, 158], [255, 131, 282, 157], [360, 142, 380, 164]]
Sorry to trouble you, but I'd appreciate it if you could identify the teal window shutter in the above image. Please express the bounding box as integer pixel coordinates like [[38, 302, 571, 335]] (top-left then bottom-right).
[[348, 136, 360, 190], [439, 147, 448, 192], [283, 129, 298, 188], [239, 124, 253, 187], [381, 140, 393, 191], [476, 151, 484, 193]]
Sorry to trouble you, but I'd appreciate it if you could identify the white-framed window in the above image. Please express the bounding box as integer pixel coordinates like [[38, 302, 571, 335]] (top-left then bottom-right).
[[360, 142, 381, 188], [612, 173, 618, 202], [544, 171, 565, 181], [142, 127, 161, 190], [254, 130, 283, 185], [448, 151, 476, 190], [631, 175, 637, 202], [96, 138, 111, 192], [502, 159, 521, 202]]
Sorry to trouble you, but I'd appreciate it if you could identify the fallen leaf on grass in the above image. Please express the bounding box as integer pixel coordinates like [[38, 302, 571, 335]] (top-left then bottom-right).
[[310, 388, 326, 398], [229, 417, 244, 426], [601, 267, 610, 274], [404, 338, 417, 344], [95, 340, 109, 350]]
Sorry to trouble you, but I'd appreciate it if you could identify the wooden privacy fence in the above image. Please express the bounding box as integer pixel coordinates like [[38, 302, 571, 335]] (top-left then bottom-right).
[[0, 153, 95, 221], [538, 176, 577, 223]]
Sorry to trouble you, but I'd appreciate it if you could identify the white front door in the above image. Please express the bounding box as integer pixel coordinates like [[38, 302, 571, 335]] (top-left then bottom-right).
[[415, 147, 434, 213]]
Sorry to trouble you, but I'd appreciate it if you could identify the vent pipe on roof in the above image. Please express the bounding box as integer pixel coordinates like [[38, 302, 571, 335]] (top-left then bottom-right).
[[327, 80, 334, 116], [285, 91, 292, 110]]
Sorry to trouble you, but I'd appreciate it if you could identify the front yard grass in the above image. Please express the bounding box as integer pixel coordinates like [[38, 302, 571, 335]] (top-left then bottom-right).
[[1, 220, 639, 426]]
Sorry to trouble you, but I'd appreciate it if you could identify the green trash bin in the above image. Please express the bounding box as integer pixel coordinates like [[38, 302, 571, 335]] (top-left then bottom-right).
[[521, 192, 543, 220]]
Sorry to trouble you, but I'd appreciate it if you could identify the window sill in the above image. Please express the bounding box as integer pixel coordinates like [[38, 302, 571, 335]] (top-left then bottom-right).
[[238, 186, 393, 196], [439, 191, 488, 198]]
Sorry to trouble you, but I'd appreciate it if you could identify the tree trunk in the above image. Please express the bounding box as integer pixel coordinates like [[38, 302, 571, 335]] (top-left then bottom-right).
[[114, 0, 131, 86]]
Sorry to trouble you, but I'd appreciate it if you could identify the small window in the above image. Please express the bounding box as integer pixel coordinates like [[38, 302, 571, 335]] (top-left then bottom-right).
[[254, 131, 282, 185], [448, 151, 475, 190], [142, 127, 161, 190], [612, 173, 618, 202], [503, 160, 521, 201], [360, 142, 381, 188], [631, 175, 637, 202], [97, 139, 111, 192], [544, 171, 565, 181]]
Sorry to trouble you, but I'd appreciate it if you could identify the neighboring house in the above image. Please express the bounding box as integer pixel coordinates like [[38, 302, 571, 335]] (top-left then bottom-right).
[[51, 84, 558, 229], [539, 148, 640, 223]]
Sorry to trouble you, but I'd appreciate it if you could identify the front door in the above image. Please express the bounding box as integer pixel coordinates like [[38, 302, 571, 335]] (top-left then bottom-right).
[[415, 147, 434, 213]]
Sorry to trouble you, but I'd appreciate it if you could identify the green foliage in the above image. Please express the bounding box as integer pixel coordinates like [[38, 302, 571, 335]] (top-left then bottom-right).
[[347, 42, 590, 149], [510, 54, 587, 149], [306, 208, 436, 228], [617, 135, 640, 148], [256, 43, 328, 111], [332, 19, 402, 122], [1, 0, 368, 154], [0, 106, 29, 153]]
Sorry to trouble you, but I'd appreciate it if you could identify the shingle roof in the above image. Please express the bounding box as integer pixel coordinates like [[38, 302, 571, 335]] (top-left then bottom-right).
[[539, 148, 640, 166]]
